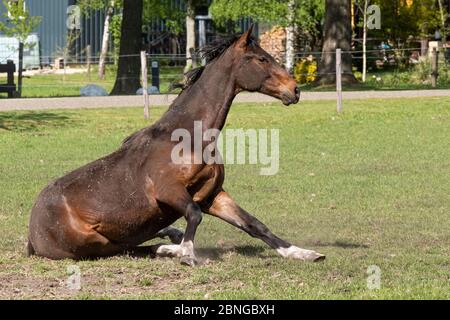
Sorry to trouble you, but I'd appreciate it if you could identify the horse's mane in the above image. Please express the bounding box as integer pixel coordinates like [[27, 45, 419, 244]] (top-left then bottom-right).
[[171, 34, 256, 91]]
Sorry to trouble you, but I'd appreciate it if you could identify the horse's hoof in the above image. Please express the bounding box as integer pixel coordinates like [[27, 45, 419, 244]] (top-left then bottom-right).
[[309, 252, 326, 262], [180, 255, 197, 267], [278, 246, 326, 262]]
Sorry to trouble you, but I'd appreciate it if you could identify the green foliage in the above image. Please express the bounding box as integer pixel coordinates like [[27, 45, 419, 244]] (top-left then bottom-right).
[[0, 0, 41, 44], [210, 0, 324, 35], [143, 0, 186, 35], [77, 0, 110, 12], [210, 0, 286, 26], [294, 58, 317, 84], [110, 13, 122, 60], [370, 0, 443, 41], [364, 59, 450, 88]]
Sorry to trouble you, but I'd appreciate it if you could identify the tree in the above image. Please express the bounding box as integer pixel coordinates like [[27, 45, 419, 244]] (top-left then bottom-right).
[[78, 0, 123, 80], [285, 0, 296, 74], [355, 0, 373, 83], [0, 0, 41, 97], [110, 0, 143, 95], [316, 0, 357, 85], [184, 0, 198, 72], [437, 0, 448, 43], [210, 0, 324, 73], [98, 1, 115, 79], [369, 0, 442, 44]]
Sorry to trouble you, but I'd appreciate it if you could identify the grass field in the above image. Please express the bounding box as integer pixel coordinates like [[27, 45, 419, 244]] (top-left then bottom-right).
[[0, 97, 450, 299], [0, 65, 184, 98], [3, 66, 450, 99]]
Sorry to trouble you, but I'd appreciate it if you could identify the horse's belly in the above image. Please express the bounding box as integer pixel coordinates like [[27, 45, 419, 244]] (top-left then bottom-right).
[[95, 203, 182, 246]]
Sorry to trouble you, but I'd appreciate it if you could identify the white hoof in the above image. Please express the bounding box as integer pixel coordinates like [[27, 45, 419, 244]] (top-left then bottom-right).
[[277, 246, 325, 262], [155, 244, 182, 257]]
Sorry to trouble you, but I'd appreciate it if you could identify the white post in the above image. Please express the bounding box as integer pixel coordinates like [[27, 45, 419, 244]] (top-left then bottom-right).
[[336, 48, 343, 113], [141, 51, 149, 120]]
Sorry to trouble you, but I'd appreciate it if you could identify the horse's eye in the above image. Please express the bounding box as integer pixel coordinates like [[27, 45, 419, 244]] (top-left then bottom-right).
[[258, 56, 267, 63]]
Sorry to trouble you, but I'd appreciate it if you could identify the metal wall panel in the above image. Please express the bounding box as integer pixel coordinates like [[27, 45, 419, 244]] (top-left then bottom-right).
[[27, 0, 69, 64]]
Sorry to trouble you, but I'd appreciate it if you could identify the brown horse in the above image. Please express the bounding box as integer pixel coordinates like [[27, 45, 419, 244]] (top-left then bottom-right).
[[28, 26, 325, 266]]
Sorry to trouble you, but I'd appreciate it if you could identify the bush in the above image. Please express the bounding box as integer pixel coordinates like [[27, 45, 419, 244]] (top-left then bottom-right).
[[294, 58, 317, 84]]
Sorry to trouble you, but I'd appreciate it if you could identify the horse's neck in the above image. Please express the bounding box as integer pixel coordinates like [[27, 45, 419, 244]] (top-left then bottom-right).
[[168, 59, 237, 131]]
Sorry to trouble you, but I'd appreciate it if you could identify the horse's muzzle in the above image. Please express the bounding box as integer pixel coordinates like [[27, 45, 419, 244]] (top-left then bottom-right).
[[281, 87, 300, 106]]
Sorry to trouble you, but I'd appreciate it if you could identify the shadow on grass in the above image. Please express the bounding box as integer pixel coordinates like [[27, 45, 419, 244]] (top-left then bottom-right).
[[0, 112, 71, 132], [122, 244, 266, 262], [310, 240, 369, 249]]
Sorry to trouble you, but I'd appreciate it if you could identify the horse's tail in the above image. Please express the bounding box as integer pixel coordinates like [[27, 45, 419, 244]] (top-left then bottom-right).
[[27, 238, 35, 257]]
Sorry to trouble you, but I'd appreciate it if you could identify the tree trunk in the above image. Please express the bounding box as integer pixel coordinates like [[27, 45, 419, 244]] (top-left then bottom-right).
[[18, 42, 23, 97], [438, 0, 447, 43], [316, 0, 357, 85], [184, 0, 196, 73], [110, 0, 142, 95], [362, 0, 368, 83], [285, 0, 296, 74], [98, 1, 114, 80]]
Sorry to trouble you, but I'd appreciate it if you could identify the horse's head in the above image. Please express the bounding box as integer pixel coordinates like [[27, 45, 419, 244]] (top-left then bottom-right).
[[232, 25, 300, 106]]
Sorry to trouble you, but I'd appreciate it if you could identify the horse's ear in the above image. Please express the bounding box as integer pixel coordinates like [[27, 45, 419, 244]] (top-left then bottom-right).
[[237, 24, 255, 48]]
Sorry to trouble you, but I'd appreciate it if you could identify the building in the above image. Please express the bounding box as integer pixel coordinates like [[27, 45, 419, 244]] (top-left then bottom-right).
[[0, 0, 106, 67]]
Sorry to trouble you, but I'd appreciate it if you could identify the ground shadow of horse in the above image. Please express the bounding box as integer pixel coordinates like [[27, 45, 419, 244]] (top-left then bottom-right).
[[309, 240, 370, 249], [0, 112, 71, 131], [123, 245, 266, 262]]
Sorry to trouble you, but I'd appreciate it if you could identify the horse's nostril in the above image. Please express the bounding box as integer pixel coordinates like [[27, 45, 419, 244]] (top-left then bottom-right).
[[294, 87, 300, 97]]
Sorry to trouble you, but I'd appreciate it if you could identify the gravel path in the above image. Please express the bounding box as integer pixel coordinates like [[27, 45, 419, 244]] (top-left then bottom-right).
[[1, 90, 450, 112]]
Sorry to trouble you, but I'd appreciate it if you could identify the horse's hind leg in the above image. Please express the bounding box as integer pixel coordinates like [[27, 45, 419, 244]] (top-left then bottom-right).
[[155, 226, 184, 244], [203, 190, 325, 262]]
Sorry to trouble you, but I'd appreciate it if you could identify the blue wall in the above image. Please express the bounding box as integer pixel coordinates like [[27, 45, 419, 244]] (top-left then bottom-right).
[[27, 0, 71, 63], [0, 0, 105, 65]]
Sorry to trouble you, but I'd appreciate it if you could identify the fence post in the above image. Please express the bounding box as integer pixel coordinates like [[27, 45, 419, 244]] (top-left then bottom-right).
[[151, 60, 160, 92], [6, 60, 16, 98], [336, 48, 343, 113], [141, 51, 149, 120], [18, 42, 24, 97], [86, 45, 92, 81], [431, 47, 439, 88]]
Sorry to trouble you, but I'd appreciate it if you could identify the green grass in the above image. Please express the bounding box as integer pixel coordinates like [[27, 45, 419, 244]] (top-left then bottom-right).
[[0, 65, 184, 98], [1, 97, 450, 299]]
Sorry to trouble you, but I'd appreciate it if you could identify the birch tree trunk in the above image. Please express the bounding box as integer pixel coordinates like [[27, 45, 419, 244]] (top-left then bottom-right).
[[362, 0, 368, 83], [184, 0, 196, 73], [98, 1, 114, 80], [285, 0, 296, 74], [438, 0, 447, 43]]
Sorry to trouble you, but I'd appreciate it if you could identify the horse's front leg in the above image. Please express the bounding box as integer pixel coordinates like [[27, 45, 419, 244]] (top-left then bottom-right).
[[203, 190, 325, 262], [151, 184, 203, 266]]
